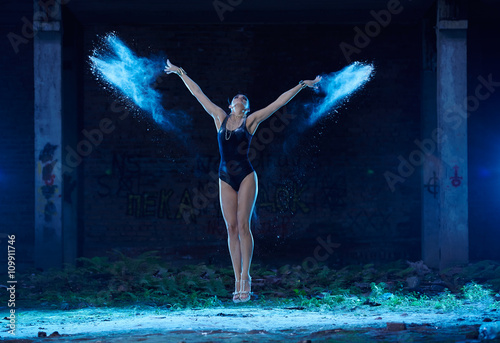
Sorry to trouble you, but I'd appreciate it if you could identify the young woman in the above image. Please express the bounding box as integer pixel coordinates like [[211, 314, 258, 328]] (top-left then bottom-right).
[[164, 60, 321, 302]]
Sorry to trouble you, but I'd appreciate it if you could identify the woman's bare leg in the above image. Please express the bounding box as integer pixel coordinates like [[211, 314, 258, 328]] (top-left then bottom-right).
[[236, 172, 258, 299], [219, 179, 241, 294]]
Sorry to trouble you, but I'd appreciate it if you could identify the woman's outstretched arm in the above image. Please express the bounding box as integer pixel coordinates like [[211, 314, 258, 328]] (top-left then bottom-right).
[[164, 59, 226, 129], [247, 76, 321, 135]]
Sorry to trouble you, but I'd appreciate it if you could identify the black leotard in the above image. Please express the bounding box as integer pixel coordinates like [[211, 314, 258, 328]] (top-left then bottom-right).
[[217, 115, 254, 192]]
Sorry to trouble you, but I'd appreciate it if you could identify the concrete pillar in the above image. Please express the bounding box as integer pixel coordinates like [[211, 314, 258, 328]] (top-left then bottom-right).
[[436, 0, 468, 270], [34, 1, 63, 270], [421, 12, 439, 269]]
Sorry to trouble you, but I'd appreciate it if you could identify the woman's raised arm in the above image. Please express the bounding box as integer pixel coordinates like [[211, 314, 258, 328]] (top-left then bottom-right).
[[164, 59, 226, 129], [247, 76, 321, 135]]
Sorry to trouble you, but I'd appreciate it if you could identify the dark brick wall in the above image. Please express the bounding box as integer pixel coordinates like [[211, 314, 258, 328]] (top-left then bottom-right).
[[0, 24, 35, 269], [2, 5, 499, 271], [80, 23, 422, 266]]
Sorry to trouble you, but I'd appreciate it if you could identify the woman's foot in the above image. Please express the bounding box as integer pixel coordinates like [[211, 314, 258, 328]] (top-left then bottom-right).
[[232, 280, 241, 303], [239, 277, 252, 302]]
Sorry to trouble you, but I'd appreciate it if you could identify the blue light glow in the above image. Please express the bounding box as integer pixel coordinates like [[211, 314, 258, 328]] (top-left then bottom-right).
[[90, 33, 182, 130], [308, 62, 375, 125], [478, 167, 492, 178]]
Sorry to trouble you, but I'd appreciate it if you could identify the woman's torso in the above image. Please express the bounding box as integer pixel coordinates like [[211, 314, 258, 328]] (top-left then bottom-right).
[[217, 114, 253, 163]]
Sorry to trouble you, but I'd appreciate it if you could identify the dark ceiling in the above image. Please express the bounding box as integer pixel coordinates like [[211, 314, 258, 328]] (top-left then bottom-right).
[[2, 0, 500, 26], [64, 0, 436, 24], [3, 0, 437, 25]]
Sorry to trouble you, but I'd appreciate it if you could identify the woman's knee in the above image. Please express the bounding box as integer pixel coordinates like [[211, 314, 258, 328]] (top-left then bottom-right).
[[226, 222, 238, 236], [237, 222, 251, 236]]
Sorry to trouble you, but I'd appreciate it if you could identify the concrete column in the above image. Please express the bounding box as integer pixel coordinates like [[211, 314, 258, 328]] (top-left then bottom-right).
[[436, 0, 468, 270], [421, 13, 439, 269], [34, 1, 63, 270]]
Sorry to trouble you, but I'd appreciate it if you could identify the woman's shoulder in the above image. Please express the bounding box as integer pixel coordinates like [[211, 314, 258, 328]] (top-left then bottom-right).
[[216, 112, 229, 131]]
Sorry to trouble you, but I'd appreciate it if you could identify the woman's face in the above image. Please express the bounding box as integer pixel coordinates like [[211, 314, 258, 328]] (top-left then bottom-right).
[[231, 94, 250, 112]]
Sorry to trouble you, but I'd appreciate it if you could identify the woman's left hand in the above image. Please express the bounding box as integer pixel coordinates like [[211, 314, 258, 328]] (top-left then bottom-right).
[[164, 59, 180, 75], [304, 75, 322, 89]]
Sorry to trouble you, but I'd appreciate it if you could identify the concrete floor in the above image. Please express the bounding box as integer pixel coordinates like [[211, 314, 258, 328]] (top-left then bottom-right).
[[2, 305, 498, 342]]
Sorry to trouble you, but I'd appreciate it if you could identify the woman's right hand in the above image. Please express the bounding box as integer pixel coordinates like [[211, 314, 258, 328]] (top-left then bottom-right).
[[164, 59, 180, 74], [303, 75, 322, 89]]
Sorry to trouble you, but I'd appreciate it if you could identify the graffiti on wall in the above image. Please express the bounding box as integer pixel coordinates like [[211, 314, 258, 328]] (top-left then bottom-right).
[[424, 171, 439, 198], [38, 143, 59, 222], [258, 181, 309, 214], [127, 188, 174, 218], [450, 165, 463, 187], [90, 151, 413, 246], [97, 152, 144, 198]]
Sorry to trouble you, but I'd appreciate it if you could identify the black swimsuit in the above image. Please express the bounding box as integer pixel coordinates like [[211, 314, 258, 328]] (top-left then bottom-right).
[[217, 115, 255, 192]]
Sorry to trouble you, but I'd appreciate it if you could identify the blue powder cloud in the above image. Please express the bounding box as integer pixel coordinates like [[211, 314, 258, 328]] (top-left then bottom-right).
[[307, 62, 375, 125], [90, 33, 187, 131]]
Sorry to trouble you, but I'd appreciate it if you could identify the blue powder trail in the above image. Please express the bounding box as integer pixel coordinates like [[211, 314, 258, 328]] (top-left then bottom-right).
[[272, 62, 374, 186], [90, 33, 183, 130], [307, 62, 375, 125]]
